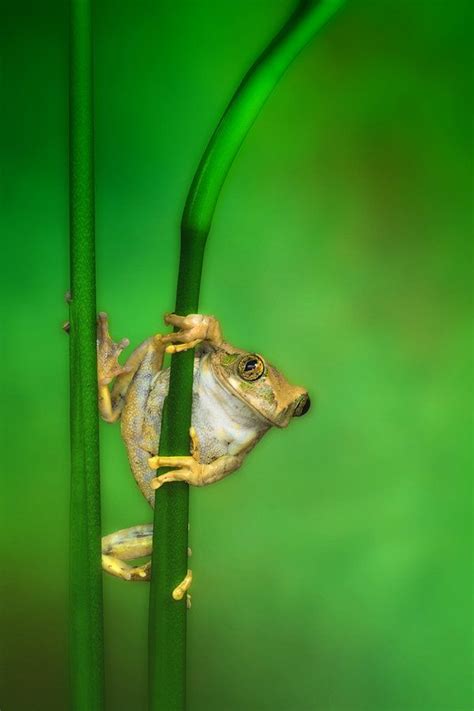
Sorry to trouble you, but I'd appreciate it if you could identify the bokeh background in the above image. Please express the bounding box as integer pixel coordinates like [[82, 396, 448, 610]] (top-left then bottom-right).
[[1, 1, 472, 709]]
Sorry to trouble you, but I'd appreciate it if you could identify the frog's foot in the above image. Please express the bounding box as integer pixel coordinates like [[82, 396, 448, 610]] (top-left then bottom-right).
[[172, 569, 193, 601], [102, 555, 151, 582], [101, 524, 153, 582], [149, 428, 203, 488], [162, 313, 223, 353], [149, 456, 203, 488], [97, 312, 131, 386]]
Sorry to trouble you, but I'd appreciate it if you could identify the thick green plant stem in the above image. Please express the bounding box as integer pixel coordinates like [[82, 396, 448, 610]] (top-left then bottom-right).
[[68, 1, 104, 709], [148, 1, 345, 709]]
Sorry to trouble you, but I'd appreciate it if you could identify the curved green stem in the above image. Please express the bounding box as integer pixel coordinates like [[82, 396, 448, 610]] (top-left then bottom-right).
[[148, 2, 345, 709], [183, 0, 346, 241], [69, 0, 104, 708]]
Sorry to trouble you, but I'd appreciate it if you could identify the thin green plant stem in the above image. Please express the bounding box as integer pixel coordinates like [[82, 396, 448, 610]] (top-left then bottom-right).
[[68, 0, 104, 708], [148, 2, 345, 709]]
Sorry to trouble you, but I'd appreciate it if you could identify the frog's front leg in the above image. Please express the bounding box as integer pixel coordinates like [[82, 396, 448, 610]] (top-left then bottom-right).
[[97, 312, 165, 423], [148, 427, 244, 488]]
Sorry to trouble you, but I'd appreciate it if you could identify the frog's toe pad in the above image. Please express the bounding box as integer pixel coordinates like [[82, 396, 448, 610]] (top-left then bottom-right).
[[150, 473, 176, 490], [165, 338, 202, 354], [150, 476, 164, 490], [129, 562, 151, 582], [172, 569, 193, 601], [148, 455, 160, 470], [102, 554, 151, 582]]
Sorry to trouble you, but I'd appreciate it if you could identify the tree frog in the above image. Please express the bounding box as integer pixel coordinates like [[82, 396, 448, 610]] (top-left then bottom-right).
[[98, 312, 310, 591]]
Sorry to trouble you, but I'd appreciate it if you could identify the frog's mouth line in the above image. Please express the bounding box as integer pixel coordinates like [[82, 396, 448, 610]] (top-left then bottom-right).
[[211, 364, 290, 429]]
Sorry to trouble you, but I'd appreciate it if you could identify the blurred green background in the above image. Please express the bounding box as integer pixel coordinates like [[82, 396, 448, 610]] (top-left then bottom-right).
[[1, 1, 472, 709]]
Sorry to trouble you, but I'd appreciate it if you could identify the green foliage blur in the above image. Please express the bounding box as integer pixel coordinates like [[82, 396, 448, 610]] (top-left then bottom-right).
[[1, 1, 471, 709]]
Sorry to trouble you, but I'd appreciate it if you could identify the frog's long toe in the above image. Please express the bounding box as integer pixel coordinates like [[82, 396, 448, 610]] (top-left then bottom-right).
[[150, 474, 166, 489], [165, 339, 202, 354], [172, 569, 192, 601], [102, 554, 130, 579], [189, 426, 200, 458], [150, 471, 183, 489], [101, 556, 151, 582], [148, 455, 161, 470], [130, 562, 151, 581]]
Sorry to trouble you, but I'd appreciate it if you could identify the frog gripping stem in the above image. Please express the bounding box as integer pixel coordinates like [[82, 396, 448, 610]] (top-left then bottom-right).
[[97, 312, 130, 385], [147, 2, 346, 709]]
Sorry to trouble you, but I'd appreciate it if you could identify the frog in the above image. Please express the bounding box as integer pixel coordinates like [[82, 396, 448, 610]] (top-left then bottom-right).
[[98, 312, 310, 596]]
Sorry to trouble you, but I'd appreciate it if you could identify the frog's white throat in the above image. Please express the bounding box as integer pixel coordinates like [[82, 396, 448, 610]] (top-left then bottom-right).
[[195, 354, 272, 435]]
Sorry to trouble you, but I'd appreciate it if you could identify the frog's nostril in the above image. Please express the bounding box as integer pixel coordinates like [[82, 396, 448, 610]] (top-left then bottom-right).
[[294, 394, 310, 417]]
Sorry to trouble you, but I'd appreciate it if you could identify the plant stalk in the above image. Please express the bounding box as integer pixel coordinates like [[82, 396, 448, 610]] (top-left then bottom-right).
[[148, 2, 345, 709], [69, 0, 105, 708]]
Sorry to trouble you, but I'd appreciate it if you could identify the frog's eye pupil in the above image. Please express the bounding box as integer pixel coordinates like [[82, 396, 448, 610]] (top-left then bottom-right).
[[238, 355, 265, 381]]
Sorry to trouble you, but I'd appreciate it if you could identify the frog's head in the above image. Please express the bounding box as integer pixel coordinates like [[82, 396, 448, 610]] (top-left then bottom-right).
[[210, 347, 310, 428]]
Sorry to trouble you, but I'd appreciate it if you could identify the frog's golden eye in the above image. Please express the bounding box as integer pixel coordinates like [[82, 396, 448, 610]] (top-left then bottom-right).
[[237, 354, 265, 381]]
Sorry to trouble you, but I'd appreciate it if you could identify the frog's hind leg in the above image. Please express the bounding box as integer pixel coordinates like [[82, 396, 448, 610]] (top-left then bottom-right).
[[102, 524, 193, 602], [101, 524, 153, 582]]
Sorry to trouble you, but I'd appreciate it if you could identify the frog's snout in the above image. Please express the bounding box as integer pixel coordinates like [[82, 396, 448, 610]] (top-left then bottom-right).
[[293, 393, 310, 417]]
